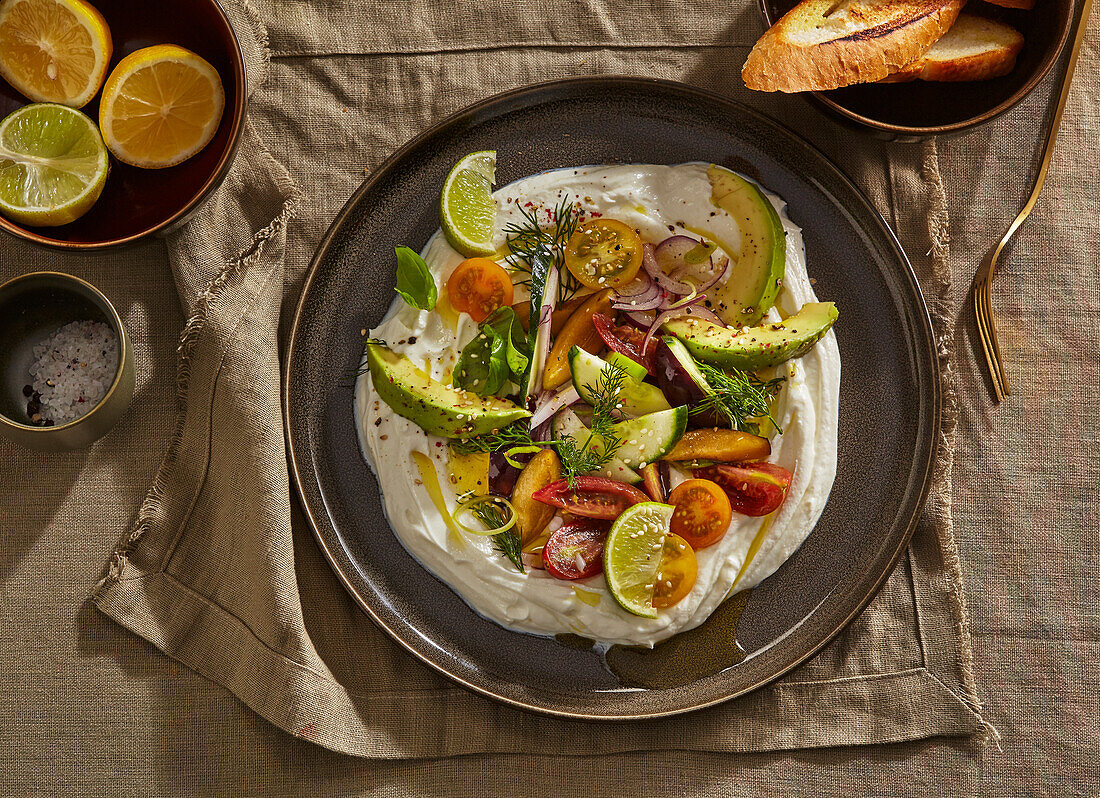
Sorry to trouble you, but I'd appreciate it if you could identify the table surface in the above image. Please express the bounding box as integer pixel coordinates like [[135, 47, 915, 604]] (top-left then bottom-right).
[[2, 9, 1098, 796]]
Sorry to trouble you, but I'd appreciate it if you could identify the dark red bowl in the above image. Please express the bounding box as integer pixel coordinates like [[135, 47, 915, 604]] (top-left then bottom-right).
[[0, 0, 246, 249], [758, 0, 1075, 140]]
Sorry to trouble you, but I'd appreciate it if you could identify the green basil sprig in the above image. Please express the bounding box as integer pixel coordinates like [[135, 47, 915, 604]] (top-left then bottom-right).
[[453, 307, 529, 396], [394, 246, 437, 311]]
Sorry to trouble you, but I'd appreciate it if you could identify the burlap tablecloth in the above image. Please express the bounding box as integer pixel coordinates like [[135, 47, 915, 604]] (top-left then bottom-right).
[[1, 0, 1097, 794]]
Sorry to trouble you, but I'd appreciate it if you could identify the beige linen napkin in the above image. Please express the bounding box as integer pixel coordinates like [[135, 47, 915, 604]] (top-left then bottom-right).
[[94, 0, 990, 756]]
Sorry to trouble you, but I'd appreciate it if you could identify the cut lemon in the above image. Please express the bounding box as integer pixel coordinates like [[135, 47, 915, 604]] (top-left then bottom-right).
[[0, 0, 112, 108], [603, 502, 674, 619], [98, 44, 224, 169], [440, 150, 497, 256], [0, 102, 108, 226]]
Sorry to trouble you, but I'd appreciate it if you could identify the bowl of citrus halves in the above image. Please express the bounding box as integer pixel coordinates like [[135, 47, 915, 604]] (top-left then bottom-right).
[[0, 0, 245, 249]]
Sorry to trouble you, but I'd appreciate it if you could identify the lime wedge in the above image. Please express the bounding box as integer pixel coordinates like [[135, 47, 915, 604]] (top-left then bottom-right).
[[440, 150, 497, 256], [604, 502, 674, 619], [0, 103, 108, 227]]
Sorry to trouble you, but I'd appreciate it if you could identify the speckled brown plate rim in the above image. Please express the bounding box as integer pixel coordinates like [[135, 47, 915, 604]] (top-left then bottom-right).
[[284, 77, 941, 719]]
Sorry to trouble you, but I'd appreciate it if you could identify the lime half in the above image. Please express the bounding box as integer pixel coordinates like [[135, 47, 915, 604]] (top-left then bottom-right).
[[440, 150, 497, 256], [604, 502, 674, 619], [0, 103, 108, 227]]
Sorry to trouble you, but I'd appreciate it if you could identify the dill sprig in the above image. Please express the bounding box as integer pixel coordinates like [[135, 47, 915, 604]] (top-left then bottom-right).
[[503, 194, 584, 302], [692, 362, 785, 434], [557, 362, 628, 485], [452, 363, 629, 486], [462, 498, 525, 573], [342, 338, 388, 385]]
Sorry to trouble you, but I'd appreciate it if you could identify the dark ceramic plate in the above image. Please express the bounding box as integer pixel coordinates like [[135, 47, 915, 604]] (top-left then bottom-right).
[[0, 0, 246, 249], [285, 77, 940, 719], [759, 0, 1073, 139]]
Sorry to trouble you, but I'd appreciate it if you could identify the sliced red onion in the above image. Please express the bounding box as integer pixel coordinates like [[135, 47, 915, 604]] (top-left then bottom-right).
[[664, 291, 703, 310], [694, 256, 731, 294], [529, 384, 580, 430], [624, 310, 656, 328], [641, 302, 725, 354], [654, 235, 700, 275], [642, 242, 694, 296], [614, 270, 655, 298], [612, 292, 664, 312]]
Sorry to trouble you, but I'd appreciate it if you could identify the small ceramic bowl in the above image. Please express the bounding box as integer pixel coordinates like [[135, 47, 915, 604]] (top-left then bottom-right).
[[0, 0, 246, 249], [0, 272, 134, 451], [758, 0, 1074, 140]]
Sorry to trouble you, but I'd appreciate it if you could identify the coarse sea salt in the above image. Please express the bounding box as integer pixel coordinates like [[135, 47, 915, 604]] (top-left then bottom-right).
[[27, 320, 119, 426]]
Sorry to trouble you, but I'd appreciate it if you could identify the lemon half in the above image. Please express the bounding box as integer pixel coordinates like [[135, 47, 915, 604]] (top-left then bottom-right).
[[0, 0, 112, 109], [98, 44, 225, 169]]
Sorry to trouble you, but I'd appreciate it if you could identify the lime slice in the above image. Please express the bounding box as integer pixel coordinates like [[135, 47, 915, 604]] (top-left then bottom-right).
[[0, 103, 108, 227], [604, 501, 675, 619], [440, 150, 497, 256]]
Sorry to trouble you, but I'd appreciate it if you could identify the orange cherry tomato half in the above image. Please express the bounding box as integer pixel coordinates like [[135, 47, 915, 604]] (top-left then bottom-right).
[[668, 478, 733, 549], [446, 258, 514, 322], [652, 532, 698, 609], [564, 218, 644, 289], [694, 462, 792, 517]]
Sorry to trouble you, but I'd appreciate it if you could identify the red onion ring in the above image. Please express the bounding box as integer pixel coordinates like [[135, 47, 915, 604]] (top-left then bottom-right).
[[641, 302, 725, 354], [529, 384, 580, 430], [642, 242, 694, 296]]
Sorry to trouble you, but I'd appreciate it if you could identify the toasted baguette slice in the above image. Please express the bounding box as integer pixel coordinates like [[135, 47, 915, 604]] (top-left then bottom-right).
[[882, 14, 1024, 81], [983, 0, 1035, 10], [742, 0, 967, 92]]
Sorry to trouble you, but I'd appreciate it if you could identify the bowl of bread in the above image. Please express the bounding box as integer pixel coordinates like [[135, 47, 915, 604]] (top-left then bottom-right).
[[745, 0, 1074, 139]]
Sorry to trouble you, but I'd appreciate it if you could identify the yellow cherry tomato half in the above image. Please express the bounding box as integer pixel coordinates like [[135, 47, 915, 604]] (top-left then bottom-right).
[[446, 258, 514, 322], [668, 478, 733, 549], [564, 218, 644, 289], [652, 532, 698, 609]]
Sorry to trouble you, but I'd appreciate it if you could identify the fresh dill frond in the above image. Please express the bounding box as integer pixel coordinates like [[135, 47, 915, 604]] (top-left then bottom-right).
[[503, 194, 584, 302], [492, 529, 525, 573], [557, 362, 628, 485], [342, 338, 389, 385], [692, 362, 785, 434], [452, 422, 536, 456], [462, 498, 525, 573]]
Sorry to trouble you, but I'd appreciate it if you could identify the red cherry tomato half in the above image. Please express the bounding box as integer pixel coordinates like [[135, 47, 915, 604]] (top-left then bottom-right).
[[542, 518, 612, 580], [694, 462, 792, 517], [446, 258, 514, 322], [531, 475, 650, 520], [668, 478, 733, 549], [592, 312, 656, 374]]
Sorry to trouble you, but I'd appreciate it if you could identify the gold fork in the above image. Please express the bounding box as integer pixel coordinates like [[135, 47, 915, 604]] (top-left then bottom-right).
[[971, 0, 1093, 402]]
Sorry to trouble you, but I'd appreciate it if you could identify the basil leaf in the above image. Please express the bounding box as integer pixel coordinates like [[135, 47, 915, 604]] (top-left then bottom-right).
[[394, 246, 437, 311], [452, 307, 529, 397]]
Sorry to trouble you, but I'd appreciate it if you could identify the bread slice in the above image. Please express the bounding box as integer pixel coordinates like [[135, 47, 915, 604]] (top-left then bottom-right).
[[881, 14, 1024, 81], [742, 0, 968, 92], [983, 0, 1034, 10]]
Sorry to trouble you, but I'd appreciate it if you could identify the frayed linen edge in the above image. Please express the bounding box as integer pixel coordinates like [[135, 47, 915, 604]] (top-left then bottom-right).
[[920, 139, 1000, 751], [92, 152, 301, 599]]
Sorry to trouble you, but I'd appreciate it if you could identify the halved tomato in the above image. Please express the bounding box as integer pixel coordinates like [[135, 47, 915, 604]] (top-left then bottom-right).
[[668, 478, 733, 549], [694, 462, 792, 517], [652, 532, 698, 609], [446, 257, 514, 322], [531, 476, 650, 519], [565, 219, 643, 289], [592, 313, 656, 374], [542, 518, 611, 580]]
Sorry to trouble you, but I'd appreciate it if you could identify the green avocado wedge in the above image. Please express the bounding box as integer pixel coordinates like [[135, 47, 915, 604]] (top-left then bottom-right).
[[366, 343, 530, 438], [706, 164, 786, 326], [664, 302, 838, 371]]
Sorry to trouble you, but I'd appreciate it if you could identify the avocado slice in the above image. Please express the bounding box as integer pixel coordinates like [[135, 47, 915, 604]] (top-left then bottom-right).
[[664, 302, 838, 371], [706, 164, 786, 326], [366, 343, 530, 438]]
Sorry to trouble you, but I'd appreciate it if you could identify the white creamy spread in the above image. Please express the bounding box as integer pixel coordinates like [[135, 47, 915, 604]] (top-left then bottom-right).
[[355, 163, 840, 647]]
